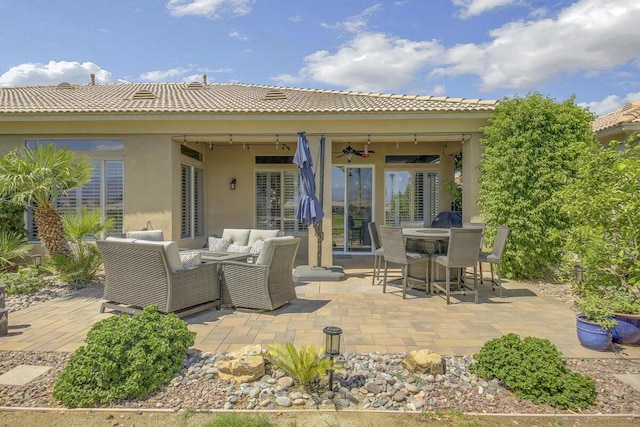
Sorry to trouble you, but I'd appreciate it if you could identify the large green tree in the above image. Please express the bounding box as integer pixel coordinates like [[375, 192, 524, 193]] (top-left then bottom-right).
[[478, 93, 595, 279], [0, 144, 92, 259], [561, 135, 640, 291]]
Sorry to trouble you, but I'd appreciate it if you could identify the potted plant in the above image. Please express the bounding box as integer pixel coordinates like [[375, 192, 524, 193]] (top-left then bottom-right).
[[575, 291, 615, 351], [608, 289, 640, 345]]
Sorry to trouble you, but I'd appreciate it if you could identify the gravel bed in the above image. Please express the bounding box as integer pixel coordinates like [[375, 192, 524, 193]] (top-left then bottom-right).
[[1, 279, 639, 415]]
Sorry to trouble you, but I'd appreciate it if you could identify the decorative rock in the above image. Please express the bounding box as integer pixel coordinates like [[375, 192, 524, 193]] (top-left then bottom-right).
[[402, 350, 444, 375], [217, 345, 265, 382], [365, 382, 382, 394], [275, 396, 292, 407], [392, 390, 406, 402], [409, 400, 423, 410], [277, 376, 294, 388]]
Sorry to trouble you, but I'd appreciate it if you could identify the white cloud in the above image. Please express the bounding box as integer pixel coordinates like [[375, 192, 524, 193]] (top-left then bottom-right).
[[434, 0, 640, 92], [140, 67, 190, 81], [580, 91, 640, 116], [321, 4, 383, 33], [452, 0, 518, 18], [167, 0, 255, 19], [229, 30, 248, 41], [277, 32, 444, 93], [0, 61, 112, 87], [288, 15, 302, 23]]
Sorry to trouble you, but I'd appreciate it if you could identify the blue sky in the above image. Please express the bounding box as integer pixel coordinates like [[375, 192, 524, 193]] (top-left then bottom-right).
[[1, 0, 639, 116]]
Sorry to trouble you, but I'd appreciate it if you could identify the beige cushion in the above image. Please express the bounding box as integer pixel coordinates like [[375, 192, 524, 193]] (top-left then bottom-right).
[[179, 250, 201, 269], [227, 243, 251, 254], [105, 237, 137, 243], [255, 236, 295, 265], [221, 229, 251, 246], [135, 239, 183, 272], [247, 229, 282, 246], [126, 230, 164, 241], [250, 239, 265, 256], [208, 236, 232, 251]]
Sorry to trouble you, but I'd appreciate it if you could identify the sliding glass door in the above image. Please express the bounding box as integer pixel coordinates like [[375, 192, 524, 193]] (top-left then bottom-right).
[[332, 166, 373, 253]]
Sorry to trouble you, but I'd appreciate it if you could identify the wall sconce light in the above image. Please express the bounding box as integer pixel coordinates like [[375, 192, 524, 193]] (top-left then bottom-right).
[[323, 326, 343, 391], [230, 178, 237, 191]]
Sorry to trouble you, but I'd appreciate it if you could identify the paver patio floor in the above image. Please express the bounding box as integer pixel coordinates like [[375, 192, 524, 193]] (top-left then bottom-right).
[[2, 255, 639, 359]]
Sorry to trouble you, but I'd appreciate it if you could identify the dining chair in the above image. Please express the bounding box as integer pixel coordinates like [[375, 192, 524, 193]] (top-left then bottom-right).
[[378, 225, 430, 299], [368, 222, 385, 286], [430, 228, 483, 304], [348, 216, 362, 244], [479, 225, 510, 297], [462, 222, 486, 279]]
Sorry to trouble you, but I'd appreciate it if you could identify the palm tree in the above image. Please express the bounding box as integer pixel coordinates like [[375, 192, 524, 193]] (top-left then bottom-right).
[[0, 144, 92, 259]]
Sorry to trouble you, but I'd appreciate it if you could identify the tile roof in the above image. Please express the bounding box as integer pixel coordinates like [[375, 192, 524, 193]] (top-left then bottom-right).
[[0, 82, 498, 115], [592, 101, 640, 132]]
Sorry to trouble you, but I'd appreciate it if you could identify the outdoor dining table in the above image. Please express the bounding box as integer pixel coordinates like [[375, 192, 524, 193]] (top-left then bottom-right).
[[401, 228, 451, 282]]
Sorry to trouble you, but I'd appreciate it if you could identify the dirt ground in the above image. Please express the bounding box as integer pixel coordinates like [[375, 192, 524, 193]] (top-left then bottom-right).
[[1, 409, 639, 427]]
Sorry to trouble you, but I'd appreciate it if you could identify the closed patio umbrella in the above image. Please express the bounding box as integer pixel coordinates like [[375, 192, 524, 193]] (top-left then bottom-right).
[[293, 132, 324, 265]]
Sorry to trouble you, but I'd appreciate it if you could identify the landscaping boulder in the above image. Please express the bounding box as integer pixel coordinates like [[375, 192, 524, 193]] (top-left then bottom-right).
[[217, 345, 265, 382], [402, 349, 444, 375]]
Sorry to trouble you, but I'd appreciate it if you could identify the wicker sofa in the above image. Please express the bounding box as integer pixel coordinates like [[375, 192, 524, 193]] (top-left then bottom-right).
[[207, 228, 283, 258], [220, 236, 300, 311], [97, 237, 219, 316]]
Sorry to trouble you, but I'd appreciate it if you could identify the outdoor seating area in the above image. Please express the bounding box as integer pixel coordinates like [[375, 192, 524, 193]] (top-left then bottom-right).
[[97, 231, 302, 316], [4, 254, 640, 361], [369, 223, 511, 305]]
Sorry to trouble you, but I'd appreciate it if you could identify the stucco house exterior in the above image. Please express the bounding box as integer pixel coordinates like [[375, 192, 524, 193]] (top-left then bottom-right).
[[592, 101, 640, 145], [0, 78, 498, 266]]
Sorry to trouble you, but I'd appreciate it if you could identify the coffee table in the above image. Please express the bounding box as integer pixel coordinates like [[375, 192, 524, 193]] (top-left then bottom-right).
[[198, 251, 251, 306]]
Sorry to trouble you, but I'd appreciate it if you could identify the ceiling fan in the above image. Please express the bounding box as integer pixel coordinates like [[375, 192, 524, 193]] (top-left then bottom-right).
[[338, 142, 375, 163]]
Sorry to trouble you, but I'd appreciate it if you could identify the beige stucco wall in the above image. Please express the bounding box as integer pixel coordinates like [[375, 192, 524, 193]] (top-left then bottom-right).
[[0, 111, 491, 264]]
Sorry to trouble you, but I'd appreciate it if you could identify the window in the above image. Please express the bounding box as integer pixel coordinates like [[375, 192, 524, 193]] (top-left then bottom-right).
[[255, 171, 301, 232], [384, 171, 439, 226], [27, 159, 124, 240], [181, 164, 204, 239]]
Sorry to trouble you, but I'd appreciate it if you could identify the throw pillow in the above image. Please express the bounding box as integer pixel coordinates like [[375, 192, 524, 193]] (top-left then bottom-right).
[[179, 251, 201, 269], [208, 236, 231, 252], [250, 239, 264, 256], [227, 243, 251, 254]]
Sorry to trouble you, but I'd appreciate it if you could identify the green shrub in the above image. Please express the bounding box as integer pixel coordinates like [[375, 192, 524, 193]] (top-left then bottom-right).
[[470, 333, 595, 410], [0, 200, 26, 237], [479, 93, 595, 279], [52, 305, 195, 407], [0, 267, 43, 295], [0, 230, 33, 271], [264, 343, 334, 387]]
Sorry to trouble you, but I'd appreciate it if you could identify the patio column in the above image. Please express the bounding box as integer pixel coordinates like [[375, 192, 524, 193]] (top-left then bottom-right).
[[462, 133, 483, 223]]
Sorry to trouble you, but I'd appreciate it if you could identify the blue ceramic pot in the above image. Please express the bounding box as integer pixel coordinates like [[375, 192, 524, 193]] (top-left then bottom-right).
[[576, 314, 613, 351], [612, 313, 640, 345]]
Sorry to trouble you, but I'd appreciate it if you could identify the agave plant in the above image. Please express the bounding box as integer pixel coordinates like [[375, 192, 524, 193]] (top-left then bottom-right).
[[264, 343, 334, 387]]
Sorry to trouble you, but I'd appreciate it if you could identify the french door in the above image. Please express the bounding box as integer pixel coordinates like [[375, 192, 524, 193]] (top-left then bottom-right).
[[331, 166, 373, 253]]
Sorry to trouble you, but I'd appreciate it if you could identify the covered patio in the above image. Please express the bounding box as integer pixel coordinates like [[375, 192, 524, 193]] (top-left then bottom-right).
[[2, 256, 640, 360]]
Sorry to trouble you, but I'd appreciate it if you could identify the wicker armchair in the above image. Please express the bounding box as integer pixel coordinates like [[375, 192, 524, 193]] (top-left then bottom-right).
[[221, 237, 300, 311], [97, 239, 219, 316]]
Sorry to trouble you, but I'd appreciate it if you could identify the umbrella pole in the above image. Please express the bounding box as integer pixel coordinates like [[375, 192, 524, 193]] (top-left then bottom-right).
[[315, 137, 325, 267]]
